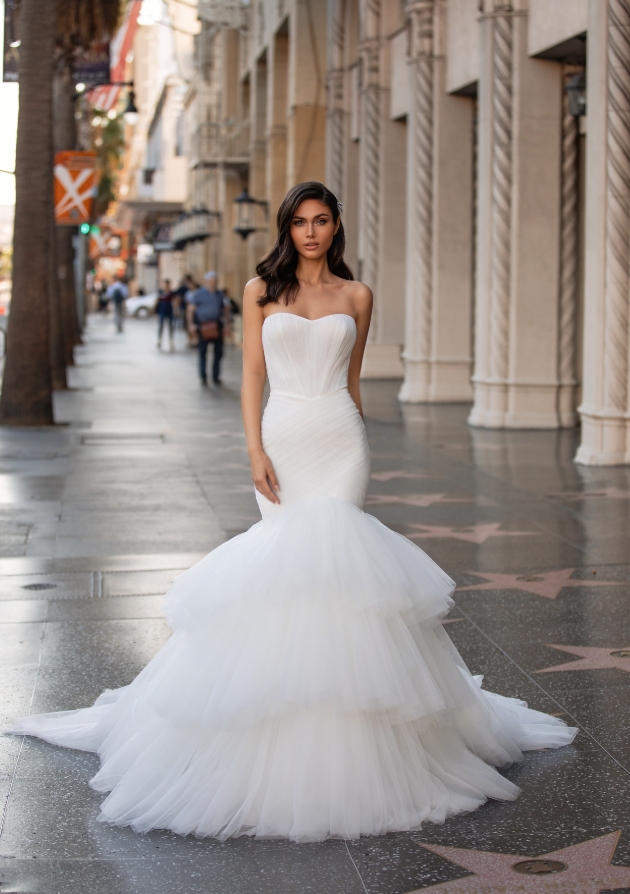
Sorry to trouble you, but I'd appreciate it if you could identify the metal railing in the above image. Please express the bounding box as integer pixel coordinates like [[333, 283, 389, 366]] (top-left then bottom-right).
[[190, 120, 250, 167]]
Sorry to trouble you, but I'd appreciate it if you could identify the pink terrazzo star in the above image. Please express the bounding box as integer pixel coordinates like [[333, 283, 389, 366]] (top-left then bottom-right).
[[535, 644, 630, 674], [411, 831, 630, 893], [548, 486, 630, 500], [370, 471, 430, 481], [407, 523, 537, 544], [365, 494, 472, 508], [456, 568, 627, 600]]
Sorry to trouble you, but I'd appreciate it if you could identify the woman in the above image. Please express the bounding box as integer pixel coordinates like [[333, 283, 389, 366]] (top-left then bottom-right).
[[7, 182, 575, 842]]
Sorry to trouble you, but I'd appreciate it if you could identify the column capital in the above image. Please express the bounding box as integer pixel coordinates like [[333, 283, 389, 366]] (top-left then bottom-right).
[[405, 0, 434, 60]]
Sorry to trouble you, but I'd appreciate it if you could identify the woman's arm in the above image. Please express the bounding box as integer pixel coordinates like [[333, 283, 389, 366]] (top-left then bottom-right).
[[347, 283, 373, 417], [241, 279, 281, 504]]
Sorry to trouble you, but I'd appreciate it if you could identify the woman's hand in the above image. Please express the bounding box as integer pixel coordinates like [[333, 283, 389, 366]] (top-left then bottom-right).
[[250, 450, 280, 504]]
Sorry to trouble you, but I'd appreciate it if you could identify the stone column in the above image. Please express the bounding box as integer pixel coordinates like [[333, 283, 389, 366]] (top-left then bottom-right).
[[557, 63, 582, 427], [469, 0, 565, 428], [398, 0, 434, 399], [266, 28, 289, 231], [577, 0, 630, 464], [326, 0, 346, 201], [399, 0, 475, 402], [357, 0, 382, 333]]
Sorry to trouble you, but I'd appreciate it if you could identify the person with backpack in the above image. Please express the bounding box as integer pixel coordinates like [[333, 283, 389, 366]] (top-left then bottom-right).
[[106, 275, 128, 333]]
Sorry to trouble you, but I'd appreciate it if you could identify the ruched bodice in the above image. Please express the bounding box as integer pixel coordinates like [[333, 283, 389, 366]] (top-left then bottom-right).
[[258, 312, 370, 517], [262, 313, 356, 397]]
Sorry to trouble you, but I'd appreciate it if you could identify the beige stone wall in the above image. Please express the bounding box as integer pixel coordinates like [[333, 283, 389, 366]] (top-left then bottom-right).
[[178, 0, 630, 463]]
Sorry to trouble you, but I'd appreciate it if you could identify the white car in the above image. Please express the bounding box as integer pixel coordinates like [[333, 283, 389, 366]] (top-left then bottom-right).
[[125, 292, 157, 318]]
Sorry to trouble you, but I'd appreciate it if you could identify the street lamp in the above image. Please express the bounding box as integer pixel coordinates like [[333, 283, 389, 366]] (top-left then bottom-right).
[[233, 188, 268, 240], [123, 89, 139, 126], [566, 71, 586, 118]]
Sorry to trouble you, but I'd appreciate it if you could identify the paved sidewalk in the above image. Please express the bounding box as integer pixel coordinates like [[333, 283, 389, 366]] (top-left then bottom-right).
[[1, 314, 629, 893]]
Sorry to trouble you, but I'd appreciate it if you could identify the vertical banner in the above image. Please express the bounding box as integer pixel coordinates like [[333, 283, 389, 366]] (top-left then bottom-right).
[[3, 0, 20, 82], [54, 151, 97, 225]]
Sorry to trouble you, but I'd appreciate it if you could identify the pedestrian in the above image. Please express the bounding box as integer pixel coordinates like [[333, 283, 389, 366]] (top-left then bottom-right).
[[157, 278, 176, 351], [95, 278, 107, 314], [106, 275, 128, 333], [179, 275, 198, 343], [187, 271, 225, 385]]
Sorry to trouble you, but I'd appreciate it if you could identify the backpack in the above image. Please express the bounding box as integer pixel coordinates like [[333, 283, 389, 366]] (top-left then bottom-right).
[[112, 285, 125, 305]]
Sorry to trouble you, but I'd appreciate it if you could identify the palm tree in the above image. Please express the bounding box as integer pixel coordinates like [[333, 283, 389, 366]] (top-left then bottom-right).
[[53, 1, 124, 380], [0, 0, 123, 424], [0, 0, 57, 424]]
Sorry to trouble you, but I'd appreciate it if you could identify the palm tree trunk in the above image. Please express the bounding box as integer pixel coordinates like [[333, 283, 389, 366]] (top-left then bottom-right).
[[0, 0, 56, 424], [53, 55, 82, 364]]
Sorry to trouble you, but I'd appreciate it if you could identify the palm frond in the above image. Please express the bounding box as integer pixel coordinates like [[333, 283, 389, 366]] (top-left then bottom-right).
[[57, 0, 124, 49]]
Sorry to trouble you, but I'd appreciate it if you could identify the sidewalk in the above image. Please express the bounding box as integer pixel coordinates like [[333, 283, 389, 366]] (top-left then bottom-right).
[[1, 313, 630, 893]]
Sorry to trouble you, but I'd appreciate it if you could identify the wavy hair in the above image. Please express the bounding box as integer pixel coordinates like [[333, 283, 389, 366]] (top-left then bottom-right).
[[256, 182, 353, 306]]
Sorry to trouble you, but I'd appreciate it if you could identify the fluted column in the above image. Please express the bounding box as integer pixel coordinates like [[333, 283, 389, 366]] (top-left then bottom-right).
[[398, 0, 435, 401], [557, 64, 581, 427], [357, 0, 381, 338], [469, 2, 514, 425], [470, 1, 565, 428], [577, 0, 630, 464], [326, 0, 345, 201], [399, 0, 474, 403]]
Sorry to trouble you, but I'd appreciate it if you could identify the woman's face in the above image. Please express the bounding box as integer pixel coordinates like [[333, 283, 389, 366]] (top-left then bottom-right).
[[290, 199, 338, 262]]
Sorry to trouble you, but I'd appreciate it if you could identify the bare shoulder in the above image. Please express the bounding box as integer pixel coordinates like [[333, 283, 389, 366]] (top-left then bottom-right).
[[348, 281, 373, 316], [243, 277, 267, 312]]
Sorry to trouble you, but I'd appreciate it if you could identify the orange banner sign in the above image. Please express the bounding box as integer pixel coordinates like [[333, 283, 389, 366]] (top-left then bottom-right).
[[54, 151, 97, 225]]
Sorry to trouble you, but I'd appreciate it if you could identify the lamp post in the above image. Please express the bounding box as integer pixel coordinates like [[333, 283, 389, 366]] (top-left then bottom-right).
[[233, 188, 268, 240]]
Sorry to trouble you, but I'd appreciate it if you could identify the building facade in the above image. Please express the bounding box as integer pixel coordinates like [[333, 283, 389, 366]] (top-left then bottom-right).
[[127, 0, 630, 466]]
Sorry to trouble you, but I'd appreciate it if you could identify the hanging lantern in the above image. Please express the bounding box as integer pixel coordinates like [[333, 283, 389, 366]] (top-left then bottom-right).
[[233, 188, 268, 240]]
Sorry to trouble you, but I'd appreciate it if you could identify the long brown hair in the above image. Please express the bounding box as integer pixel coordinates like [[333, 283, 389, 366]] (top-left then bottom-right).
[[256, 181, 354, 306]]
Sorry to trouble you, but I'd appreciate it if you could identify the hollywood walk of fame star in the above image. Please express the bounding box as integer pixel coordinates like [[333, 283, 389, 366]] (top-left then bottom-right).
[[534, 643, 630, 674], [371, 471, 430, 481], [407, 523, 537, 545], [456, 568, 627, 600], [365, 494, 472, 508], [410, 831, 630, 893], [548, 486, 630, 501]]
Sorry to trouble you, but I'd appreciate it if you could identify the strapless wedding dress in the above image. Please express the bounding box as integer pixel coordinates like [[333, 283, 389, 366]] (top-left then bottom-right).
[[8, 313, 576, 842]]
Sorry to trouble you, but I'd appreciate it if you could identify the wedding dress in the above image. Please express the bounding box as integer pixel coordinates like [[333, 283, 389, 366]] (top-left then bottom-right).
[[8, 312, 576, 842]]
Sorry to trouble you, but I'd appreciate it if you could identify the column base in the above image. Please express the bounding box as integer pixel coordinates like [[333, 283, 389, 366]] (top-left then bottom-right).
[[360, 344, 404, 379], [399, 359, 473, 403], [469, 380, 578, 429], [575, 409, 630, 465]]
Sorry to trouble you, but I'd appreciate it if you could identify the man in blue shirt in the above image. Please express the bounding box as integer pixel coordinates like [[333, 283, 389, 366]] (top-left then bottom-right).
[[186, 271, 226, 385]]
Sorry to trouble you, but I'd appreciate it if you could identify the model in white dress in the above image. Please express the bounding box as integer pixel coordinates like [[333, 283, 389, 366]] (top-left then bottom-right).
[[8, 307, 576, 842]]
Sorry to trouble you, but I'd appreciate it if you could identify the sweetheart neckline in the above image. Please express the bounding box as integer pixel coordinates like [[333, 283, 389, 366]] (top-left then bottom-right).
[[263, 313, 356, 326]]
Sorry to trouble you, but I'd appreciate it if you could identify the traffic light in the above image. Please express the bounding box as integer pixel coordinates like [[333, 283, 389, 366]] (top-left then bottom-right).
[[80, 222, 90, 235]]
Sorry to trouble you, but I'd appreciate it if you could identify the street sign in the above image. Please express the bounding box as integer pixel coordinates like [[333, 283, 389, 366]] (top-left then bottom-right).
[[72, 42, 110, 88], [54, 151, 97, 225]]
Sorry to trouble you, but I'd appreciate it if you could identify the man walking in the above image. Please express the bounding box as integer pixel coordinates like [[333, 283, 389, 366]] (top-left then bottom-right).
[[187, 271, 226, 385], [107, 275, 128, 333]]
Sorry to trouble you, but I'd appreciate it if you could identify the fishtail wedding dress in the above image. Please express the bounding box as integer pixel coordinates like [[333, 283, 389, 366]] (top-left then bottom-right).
[[9, 313, 576, 841]]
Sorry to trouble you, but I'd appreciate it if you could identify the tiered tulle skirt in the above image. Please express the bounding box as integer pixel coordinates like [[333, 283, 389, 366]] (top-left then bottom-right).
[[9, 495, 576, 841]]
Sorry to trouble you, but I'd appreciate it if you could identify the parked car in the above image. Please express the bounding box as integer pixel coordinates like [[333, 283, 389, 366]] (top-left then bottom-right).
[[125, 292, 157, 318]]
